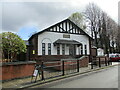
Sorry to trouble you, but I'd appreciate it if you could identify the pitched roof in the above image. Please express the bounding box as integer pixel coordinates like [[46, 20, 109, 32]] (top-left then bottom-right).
[[28, 19, 93, 41], [53, 39, 82, 45]]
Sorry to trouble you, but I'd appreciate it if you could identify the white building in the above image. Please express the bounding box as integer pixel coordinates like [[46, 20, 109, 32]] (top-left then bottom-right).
[[27, 19, 93, 61], [97, 48, 104, 56]]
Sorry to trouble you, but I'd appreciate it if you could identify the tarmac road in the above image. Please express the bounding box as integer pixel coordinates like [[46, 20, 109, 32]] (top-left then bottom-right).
[[34, 65, 119, 88]]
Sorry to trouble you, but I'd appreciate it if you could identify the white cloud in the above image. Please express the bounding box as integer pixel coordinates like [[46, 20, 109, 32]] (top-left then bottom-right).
[[1, 0, 119, 33]]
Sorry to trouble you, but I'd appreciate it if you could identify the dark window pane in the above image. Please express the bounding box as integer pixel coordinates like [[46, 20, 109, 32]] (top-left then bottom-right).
[[42, 43, 45, 55], [81, 45, 83, 55], [84, 45, 87, 55], [62, 44, 65, 55], [48, 43, 51, 55], [57, 44, 60, 55]]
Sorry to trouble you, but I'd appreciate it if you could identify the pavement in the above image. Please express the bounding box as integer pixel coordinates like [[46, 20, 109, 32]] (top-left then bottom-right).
[[41, 65, 118, 88], [1, 62, 119, 89]]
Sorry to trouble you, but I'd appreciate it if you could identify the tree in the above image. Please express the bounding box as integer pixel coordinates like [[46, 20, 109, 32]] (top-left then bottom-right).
[[116, 25, 120, 53], [0, 32, 26, 61], [100, 13, 110, 54], [106, 16, 118, 53], [84, 3, 118, 54], [84, 3, 103, 48], [68, 12, 86, 30]]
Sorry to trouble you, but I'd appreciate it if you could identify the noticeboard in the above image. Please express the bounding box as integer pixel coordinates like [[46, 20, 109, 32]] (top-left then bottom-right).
[[33, 69, 38, 77]]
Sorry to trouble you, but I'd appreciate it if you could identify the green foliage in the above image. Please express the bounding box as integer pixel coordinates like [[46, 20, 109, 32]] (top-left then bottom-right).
[[0, 32, 26, 60], [68, 12, 86, 30]]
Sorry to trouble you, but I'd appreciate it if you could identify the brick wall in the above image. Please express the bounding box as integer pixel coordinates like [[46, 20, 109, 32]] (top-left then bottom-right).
[[79, 56, 89, 67], [43, 56, 89, 70], [34, 55, 82, 62], [1, 61, 36, 81], [96, 56, 108, 65], [63, 56, 89, 70]]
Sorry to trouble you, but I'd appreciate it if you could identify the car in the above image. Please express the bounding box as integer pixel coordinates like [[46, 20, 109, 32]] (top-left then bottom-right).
[[110, 54, 120, 62]]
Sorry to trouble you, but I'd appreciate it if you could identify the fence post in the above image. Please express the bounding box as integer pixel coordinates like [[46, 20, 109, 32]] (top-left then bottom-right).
[[41, 61, 44, 80], [108, 57, 110, 66], [110, 61, 112, 65], [105, 57, 107, 66], [62, 61, 65, 76], [99, 57, 101, 67], [91, 63, 93, 69], [77, 60, 79, 72], [108, 56, 110, 66], [91, 57, 93, 69], [108, 60, 110, 65]]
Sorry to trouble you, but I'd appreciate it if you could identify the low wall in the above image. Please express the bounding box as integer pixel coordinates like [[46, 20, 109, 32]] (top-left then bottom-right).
[[64, 56, 89, 70], [1, 61, 36, 81], [44, 56, 89, 70], [33, 55, 82, 62], [79, 56, 89, 67], [96, 56, 108, 65]]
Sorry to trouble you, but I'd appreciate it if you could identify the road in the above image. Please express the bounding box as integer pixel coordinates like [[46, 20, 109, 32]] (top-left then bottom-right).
[[33, 65, 119, 88]]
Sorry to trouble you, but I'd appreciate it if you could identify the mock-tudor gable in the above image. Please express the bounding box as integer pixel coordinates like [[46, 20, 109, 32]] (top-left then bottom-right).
[[46, 19, 85, 35], [29, 19, 91, 41]]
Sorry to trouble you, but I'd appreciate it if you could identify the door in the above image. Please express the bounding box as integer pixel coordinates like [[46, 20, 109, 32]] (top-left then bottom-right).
[[69, 45, 76, 56]]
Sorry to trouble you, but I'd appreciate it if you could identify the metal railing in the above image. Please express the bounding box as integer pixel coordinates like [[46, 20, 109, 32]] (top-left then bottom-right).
[[32, 56, 87, 82], [31, 56, 111, 82], [91, 56, 112, 69]]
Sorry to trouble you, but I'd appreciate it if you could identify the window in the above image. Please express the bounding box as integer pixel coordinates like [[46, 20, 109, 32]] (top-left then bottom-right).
[[57, 44, 60, 55], [42, 43, 45, 55], [85, 45, 87, 55], [81, 45, 83, 55], [62, 44, 65, 55], [48, 43, 51, 55]]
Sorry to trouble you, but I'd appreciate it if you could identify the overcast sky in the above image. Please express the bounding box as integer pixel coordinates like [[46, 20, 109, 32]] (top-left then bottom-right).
[[1, 0, 119, 40]]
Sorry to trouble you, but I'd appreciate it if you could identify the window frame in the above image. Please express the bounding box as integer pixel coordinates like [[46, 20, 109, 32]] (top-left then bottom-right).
[[42, 43, 45, 55], [85, 45, 87, 55], [48, 43, 51, 55], [62, 44, 65, 55], [81, 45, 83, 55], [57, 44, 60, 55]]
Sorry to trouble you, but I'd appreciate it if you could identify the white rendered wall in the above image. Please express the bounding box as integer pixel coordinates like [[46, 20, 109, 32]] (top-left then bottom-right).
[[38, 31, 90, 55]]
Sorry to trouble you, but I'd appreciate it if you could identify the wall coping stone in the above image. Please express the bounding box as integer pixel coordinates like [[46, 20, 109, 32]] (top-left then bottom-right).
[[61, 56, 88, 61], [0, 61, 36, 66]]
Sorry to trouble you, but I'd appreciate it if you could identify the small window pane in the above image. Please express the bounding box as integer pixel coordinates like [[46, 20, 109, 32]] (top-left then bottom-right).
[[48, 43, 51, 55], [81, 45, 83, 55], [85, 45, 87, 55], [42, 43, 45, 55], [62, 44, 65, 55], [57, 44, 60, 55]]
